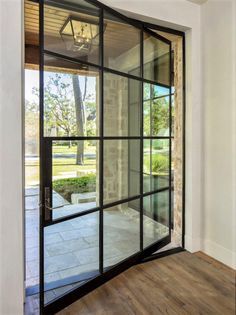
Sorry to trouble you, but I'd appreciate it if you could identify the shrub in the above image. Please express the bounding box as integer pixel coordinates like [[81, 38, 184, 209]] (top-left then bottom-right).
[[53, 174, 96, 202], [152, 155, 168, 174], [144, 155, 168, 175], [152, 141, 164, 150]]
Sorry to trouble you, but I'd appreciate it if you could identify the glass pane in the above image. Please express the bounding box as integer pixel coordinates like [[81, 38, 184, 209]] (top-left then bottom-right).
[[171, 94, 174, 137], [44, 0, 100, 65], [104, 12, 140, 75], [44, 211, 99, 304], [44, 55, 99, 137], [52, 140, 99, 220], [153, 85, 170, 98], [25, 69, 40, 291], [104, 140, 140, 205], [144, 32, 170, 86], [143, 140, 151, 193], [143, 83, 151, 101], [143, 191, 169, 248], [104, 72, 141, 136], [143, 83, 170, 137], [143, 100, 150, 136], [143, 139, 169, 193], [152, 96, 170, 137], [104, 199, 140, 268], [144, 83, 169, 100]]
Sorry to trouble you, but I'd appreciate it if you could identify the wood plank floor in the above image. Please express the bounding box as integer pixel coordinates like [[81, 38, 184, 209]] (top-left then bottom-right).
[[57, 251, 236, 315]]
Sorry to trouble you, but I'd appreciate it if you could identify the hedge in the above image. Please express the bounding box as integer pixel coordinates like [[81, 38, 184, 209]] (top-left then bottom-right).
[[53, 174, 96, 202]]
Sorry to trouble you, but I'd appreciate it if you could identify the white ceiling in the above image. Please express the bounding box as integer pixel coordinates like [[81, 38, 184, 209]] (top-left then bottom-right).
[[186, 0, 208, 4]]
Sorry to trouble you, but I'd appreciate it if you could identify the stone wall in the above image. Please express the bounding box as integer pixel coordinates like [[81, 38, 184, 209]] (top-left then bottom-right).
[[95, 35, 183, 239], [96, 73, 130, 207], [103, 74, 129, 205], [172, 36, 183, 246]]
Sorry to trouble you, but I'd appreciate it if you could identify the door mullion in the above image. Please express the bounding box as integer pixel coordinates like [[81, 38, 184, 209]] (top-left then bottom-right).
[[99, 7, 104, 275]]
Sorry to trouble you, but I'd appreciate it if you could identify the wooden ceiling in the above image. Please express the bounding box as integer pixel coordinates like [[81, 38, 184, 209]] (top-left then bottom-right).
[[25, 0, 140, 58], [25, 0, 180, 69]]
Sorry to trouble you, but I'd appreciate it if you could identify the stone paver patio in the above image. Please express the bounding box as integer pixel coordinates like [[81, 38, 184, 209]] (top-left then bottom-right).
[[25, 187, 169, 303]]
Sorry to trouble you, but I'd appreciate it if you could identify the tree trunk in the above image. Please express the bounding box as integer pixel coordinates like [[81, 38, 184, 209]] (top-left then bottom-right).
[[72, 75, 84, 165]]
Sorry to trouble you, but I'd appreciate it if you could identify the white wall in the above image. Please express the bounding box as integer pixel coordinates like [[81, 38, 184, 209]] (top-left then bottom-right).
[[101, 0, 203, 252], [201, 0, 236, 268], [107, 0, 236, 269], [0, 1, 24, 315]]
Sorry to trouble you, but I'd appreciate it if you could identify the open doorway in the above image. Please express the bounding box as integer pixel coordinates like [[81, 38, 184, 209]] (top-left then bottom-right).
[[24, 0, 184, 312]]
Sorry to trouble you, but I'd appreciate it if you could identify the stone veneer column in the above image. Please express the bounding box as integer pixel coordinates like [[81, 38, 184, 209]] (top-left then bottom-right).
[[172, 37, 183, 245], [102, 74, 129, 207]]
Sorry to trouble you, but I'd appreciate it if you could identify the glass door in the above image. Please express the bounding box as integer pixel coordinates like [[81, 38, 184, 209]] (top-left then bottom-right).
[[39, 0, 172, 313]]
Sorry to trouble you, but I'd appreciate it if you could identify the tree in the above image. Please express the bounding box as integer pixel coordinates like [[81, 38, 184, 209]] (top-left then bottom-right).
[[33, 72, 97, 164], [143, 85, 170, 136], [152, 97, 169, 135], [38, 74, 76, 137], [72, 75, 85, 165], [25, 99, 39, 155]]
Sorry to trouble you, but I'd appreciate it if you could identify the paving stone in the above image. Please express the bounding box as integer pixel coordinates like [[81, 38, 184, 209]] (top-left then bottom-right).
[[27, 260, 39, 278], [53, 202, 96, 220], [26, 236, 39, 249], [59, 262, 99, 280], [25, 276, 39, 287], [44, 233, 63, 245], [26, 246, 39, 262], [25, 204, 169, 293], [59, 227, 98, 241], [74, 246, 99, 265], [46, 238, 90, 256], [44, 221, 74, 234], [44, 271, 62, 284], [44, 252, 80, 274]]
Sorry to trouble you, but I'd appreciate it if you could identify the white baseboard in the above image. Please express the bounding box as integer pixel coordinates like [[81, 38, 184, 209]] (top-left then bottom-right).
[[184, 235, 236, 269], [202, 239, 236, 269]]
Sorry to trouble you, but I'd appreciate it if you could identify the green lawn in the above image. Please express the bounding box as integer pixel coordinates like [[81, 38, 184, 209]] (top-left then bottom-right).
[[25, 144, 97, 187], [25, 144, 171, 187]]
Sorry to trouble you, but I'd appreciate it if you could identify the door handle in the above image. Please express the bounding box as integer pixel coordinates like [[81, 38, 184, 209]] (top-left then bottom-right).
[[44, 187, 64, 211]]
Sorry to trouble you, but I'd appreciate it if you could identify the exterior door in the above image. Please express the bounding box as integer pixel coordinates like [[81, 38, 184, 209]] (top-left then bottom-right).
[[39, 0, 172, 313]]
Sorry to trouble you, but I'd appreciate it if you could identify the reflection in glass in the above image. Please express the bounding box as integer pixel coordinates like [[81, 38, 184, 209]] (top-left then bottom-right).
[[143, 191, 169, 248], [44, 55, 99, 137], [44, 0, 100, 64], [104, 72, 140, 136], [144, 32, 170, 86], [104, 199, 140, 268], [44, 211, 99, 304], [171, 94, 175, 137], [143, 100, 151, 136], [143, 139, 169, 193], [104, 11, 140, 75], [52, 140, 99, 220], [143, 83, 170, 137], [104, 140, 140, 205]]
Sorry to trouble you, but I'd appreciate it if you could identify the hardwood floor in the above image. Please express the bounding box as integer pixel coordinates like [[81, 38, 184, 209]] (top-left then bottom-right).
[[57, 251, 236, 315]]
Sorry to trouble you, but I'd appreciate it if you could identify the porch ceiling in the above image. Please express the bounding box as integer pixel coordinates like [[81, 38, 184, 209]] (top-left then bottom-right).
[[24, 0, 180, 71], [25, 0, 140, 57]]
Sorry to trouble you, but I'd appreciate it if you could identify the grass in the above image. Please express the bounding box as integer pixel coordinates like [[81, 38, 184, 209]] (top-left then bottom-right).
[[25, 144, 96, 187], [53, 143, 96, 154], [25, 144, 171, 187]]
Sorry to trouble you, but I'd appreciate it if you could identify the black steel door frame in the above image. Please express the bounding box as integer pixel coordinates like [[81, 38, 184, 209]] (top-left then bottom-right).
[[38, 0, 186, 313]]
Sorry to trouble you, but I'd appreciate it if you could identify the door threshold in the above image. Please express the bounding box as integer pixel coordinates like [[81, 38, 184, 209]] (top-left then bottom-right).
[[139, 247, 185, 264]]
